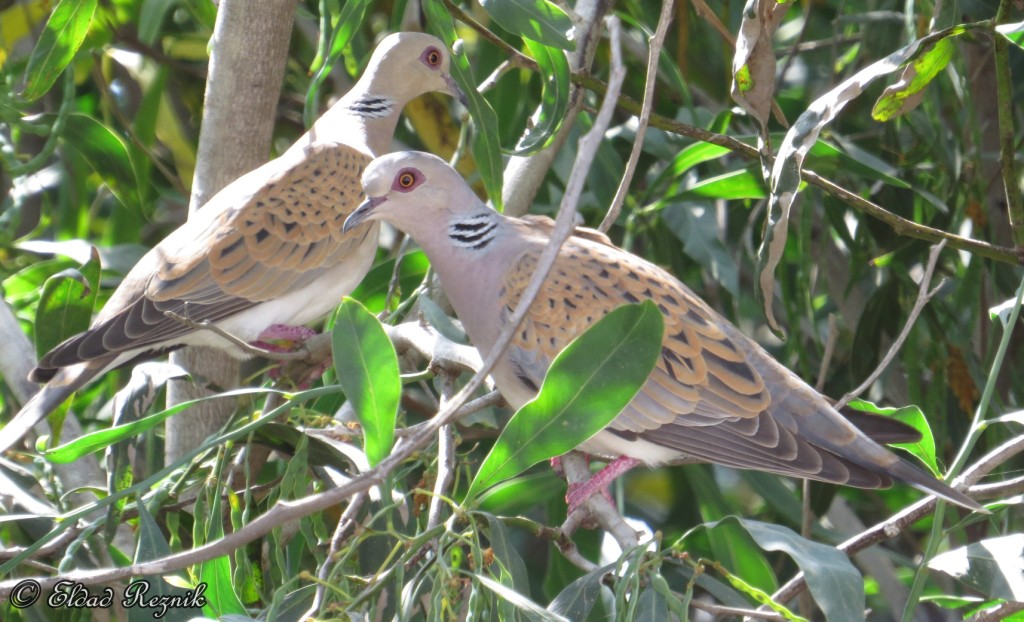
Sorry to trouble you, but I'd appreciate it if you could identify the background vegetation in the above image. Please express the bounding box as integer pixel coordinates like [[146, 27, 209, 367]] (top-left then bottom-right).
[[1, 0, 1022, 620]]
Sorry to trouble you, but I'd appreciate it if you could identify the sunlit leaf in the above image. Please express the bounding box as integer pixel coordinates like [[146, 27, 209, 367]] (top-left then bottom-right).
[[22, 0, 98, 100], [424, 0, 504, 210], [465, 301, 664, 500], [34, 246, 101, 359], [929, 535, 1024, 602], [688, 518, 864, 622], [847, 399, 939, 476], [872, 38, 955, 121], [331, 298, 400, 467], [479, 0, 575, 50], [511, 39, 570, 155], [996, 20, 1024, 49]]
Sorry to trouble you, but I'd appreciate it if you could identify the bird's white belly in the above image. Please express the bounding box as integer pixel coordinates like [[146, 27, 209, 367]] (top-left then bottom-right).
[[179, 238, 377, 351]]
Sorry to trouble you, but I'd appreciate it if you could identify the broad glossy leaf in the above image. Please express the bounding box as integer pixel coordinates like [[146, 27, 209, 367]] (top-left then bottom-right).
[[684, 467, 777, 594], [465, 301, 664, 500], [331, 298, 400, 467], [34, 246, 101, 359], [695, 518, 864, 622], [480, 0, 575, 50], [22, 0, 98, 100], [661, 202, 740, 296], [424, 0, 504, 210], [511, 39, 570, 155], [847, 399, 939, 475], [929, 535, 1024, 602], [548, 563, 615, 620], [680, 168, 767, 201]]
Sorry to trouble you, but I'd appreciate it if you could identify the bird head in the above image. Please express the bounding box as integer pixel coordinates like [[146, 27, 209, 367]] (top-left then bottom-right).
[[365, 32, 468, 105], [345, 151, 472, 234]]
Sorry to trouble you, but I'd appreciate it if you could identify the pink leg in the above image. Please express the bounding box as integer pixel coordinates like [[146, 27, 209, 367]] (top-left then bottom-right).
[[564, 456, 642, 514], [252, 324, 318, 352], [253, 325, 326, 387]]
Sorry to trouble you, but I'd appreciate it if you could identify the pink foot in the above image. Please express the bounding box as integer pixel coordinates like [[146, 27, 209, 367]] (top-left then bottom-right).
[[252, 324, 318, 352], [565, 456, 642, 514], [252, 324, 327, 387]]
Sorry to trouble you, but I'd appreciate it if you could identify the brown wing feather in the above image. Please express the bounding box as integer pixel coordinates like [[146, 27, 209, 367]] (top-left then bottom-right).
[[154, 142, 372, 302], [37, 143, 373, 370], [500, 231, 771, 431]]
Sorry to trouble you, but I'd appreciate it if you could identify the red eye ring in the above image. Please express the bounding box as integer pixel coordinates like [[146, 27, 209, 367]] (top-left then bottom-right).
[[422, 46, 442, 68], [393, 168, 423, 192]]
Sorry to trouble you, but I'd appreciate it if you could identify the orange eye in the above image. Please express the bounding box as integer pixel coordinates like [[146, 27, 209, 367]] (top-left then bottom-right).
[[422, 47, 442, 67], [393, 168, 422, 192]]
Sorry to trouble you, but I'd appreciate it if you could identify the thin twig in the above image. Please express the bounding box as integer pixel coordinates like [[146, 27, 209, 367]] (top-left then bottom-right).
[[835, 240, 946, 410], [992, 0, 1024, 247], [427, 374, 457, 531], [448, 0, 1020, 263], [162, 310, 311, 361], [764, 434, 1023, 608], [599, 0, 674, 232]]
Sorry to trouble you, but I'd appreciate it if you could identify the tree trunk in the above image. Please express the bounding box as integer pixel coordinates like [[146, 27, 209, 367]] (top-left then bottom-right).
[[165, 0, 297, 462]]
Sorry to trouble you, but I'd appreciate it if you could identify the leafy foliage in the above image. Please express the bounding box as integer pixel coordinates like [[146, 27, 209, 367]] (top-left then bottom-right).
[[1, 0, 1022, 620]]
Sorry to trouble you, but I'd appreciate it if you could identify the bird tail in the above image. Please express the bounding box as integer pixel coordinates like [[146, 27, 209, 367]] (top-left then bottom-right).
[[0, 363, 105, 454], [879, 456, 985, 513]]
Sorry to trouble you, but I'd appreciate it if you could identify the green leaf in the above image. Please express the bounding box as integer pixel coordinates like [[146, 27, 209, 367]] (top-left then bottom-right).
[[138, 0, 179, 46], [548, 564, 612, 619], [511, 39, 570, 155], [304, 0, 372, 127], [471, 572, 569, 621], [929, 535, 1024, 602], [424, 0, 504, 210], [465, 301, 664, 500], [680, 169, 767, 200], [22, 0, 98, 100], [847, 399, 939, 476], [872, 37, 955, 121], [691, 518, 864, 622], [684, 467, 777, 594], [195, 496, 248, 617], [479, 0, 575, 50], [648, 142, 732, 193], [661, 202, 740, 297], [39, 388, 273, 462], [62, 113, 143, 212], [995, 21, 1024, 49], [34, 246, 101, 359], [331, 297, 400, 467]]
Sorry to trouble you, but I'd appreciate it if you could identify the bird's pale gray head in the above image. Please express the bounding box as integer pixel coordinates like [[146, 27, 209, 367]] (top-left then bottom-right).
[[345, 151, 472, 234], [366, 32, 466, 104]]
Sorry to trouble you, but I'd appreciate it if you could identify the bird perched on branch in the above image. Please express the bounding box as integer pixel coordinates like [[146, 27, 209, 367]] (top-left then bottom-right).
[[0, 33, 466, 454], [343, 151, 983, 512]]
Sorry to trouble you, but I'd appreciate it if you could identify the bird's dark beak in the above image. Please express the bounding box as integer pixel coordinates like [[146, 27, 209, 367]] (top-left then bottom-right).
[[344, 196, 385, 233], [444, 74, 470, 108]]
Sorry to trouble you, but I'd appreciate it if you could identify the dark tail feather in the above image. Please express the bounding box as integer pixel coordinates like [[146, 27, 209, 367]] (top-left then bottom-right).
[[884, 458, 986, 513], [0, 363, 105, 454], [842, 409, 922, 445]]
